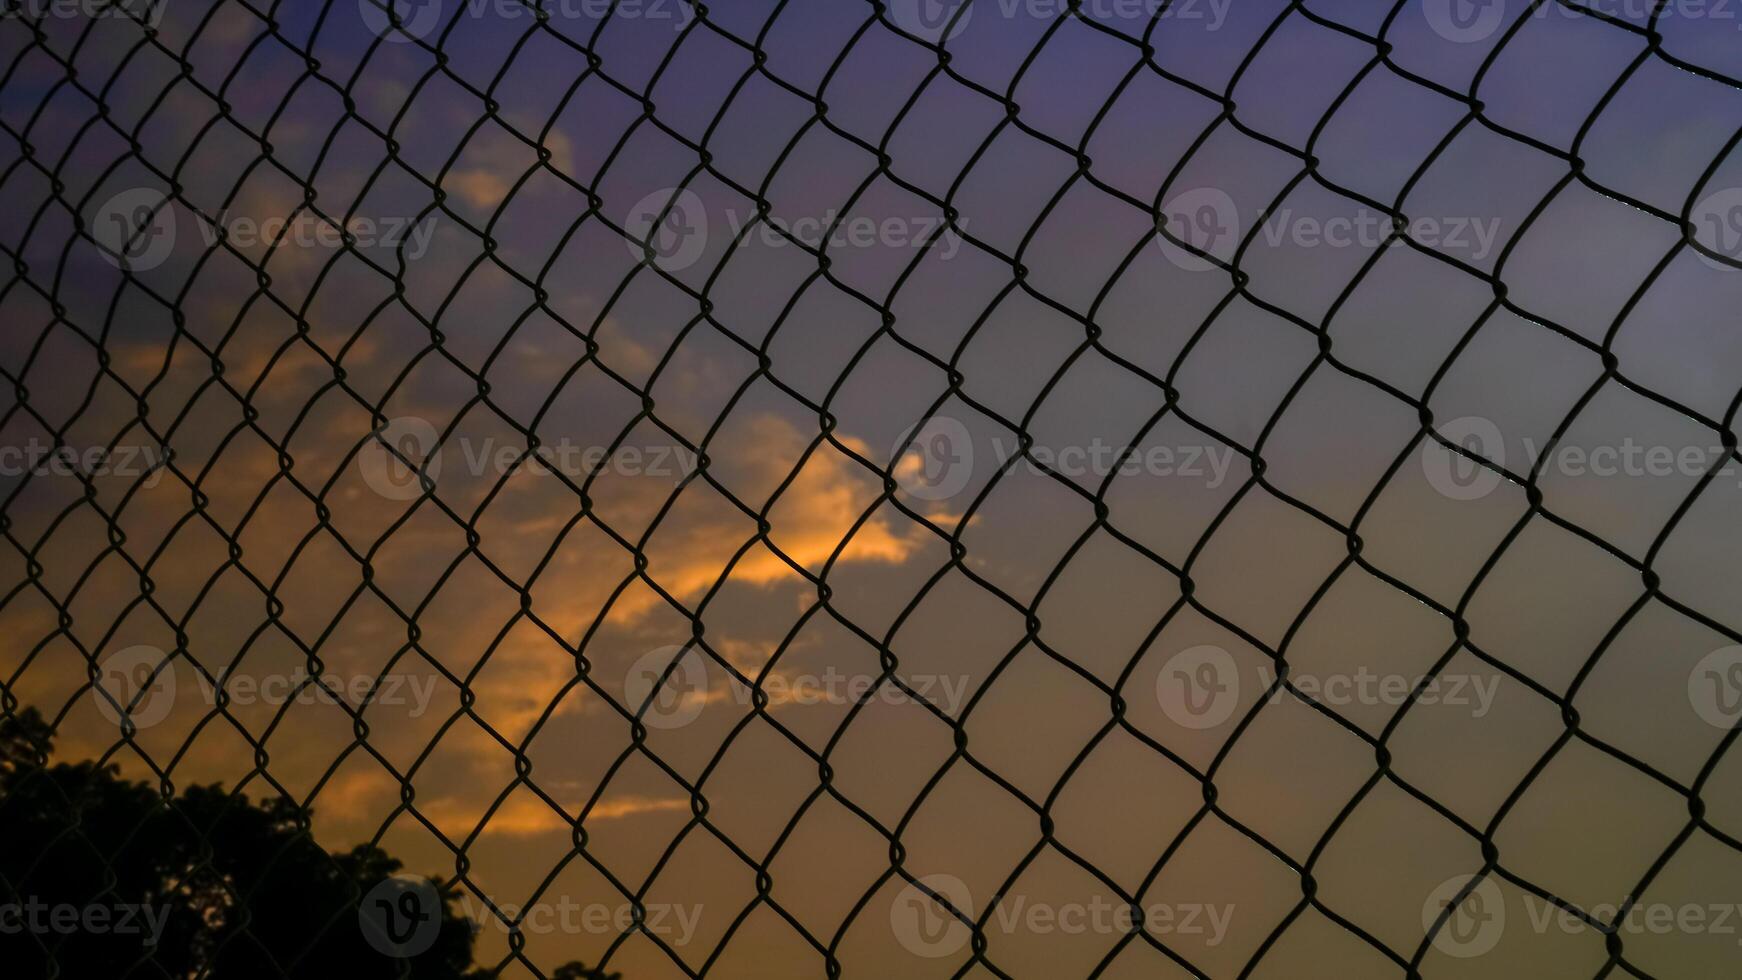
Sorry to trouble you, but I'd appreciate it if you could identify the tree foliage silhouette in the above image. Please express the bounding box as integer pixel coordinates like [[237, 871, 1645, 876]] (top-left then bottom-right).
[[0, 707, 618, 979]]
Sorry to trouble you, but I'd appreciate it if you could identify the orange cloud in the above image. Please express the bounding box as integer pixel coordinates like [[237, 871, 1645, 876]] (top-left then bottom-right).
[[420, 791, 689, 838]]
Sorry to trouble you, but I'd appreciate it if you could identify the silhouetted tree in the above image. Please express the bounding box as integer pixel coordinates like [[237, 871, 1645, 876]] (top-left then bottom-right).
[[0, 708, 626, 979]]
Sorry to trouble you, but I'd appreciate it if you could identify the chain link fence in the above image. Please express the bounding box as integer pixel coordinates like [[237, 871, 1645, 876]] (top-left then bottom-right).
[[4, 0, 1742, 976]]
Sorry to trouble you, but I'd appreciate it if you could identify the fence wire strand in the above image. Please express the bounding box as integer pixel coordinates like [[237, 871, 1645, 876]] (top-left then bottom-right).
[[3, 0, 1742, 976]]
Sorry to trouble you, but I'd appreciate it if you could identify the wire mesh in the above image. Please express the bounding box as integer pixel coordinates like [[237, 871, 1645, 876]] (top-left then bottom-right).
[[2, 0, 1742, 977]]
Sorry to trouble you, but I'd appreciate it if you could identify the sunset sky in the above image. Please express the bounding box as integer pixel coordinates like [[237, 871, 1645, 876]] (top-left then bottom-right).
[[4, 0, 1742, 976]]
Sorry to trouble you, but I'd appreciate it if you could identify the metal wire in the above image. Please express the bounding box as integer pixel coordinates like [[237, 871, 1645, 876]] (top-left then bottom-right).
[[3, 0, 1742, 977]]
